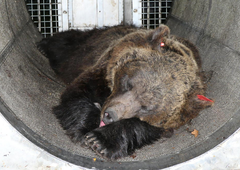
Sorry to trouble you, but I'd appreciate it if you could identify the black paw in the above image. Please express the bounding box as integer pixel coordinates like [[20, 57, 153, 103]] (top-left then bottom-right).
[[53, 99, 101, 143], [85, 132, 108, 158], [84, 129, 128, 160]]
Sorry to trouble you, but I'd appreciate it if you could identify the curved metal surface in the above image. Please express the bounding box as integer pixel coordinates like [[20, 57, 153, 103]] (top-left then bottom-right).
[[0, 0, 240, 169]]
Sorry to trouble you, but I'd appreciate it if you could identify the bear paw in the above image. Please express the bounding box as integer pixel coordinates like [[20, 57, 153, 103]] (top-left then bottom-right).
[[84, 129, 128, 160]]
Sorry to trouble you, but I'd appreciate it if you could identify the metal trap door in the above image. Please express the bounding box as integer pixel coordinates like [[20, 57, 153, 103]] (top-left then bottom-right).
[[25, 0, 172, 37]]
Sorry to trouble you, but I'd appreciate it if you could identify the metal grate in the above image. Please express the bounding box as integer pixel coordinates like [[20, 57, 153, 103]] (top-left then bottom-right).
[[25, 0, 172, 36], [141, 0, 172, 29], [25, 0, 59, 37]]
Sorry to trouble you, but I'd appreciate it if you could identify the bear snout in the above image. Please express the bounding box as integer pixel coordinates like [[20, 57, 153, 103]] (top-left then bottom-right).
[[102, 108, 118, 125], [101, 91, 142, 124]]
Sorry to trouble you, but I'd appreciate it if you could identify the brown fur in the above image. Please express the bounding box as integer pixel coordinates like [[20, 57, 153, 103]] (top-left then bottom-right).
[[97, 25, 213, 129]]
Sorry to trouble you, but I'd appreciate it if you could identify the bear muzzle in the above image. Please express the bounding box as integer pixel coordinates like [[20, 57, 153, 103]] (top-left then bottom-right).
[[102, 107, 119, 125], [100, 91, 141, 126]]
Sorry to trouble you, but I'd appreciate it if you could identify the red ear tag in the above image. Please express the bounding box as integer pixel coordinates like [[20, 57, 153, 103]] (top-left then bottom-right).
[[160, 42, 165, 47], [197, 95, 214, 102]]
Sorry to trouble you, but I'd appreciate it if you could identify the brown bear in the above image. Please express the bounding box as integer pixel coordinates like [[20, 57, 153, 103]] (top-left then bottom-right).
[[38, 25, 213, 160]]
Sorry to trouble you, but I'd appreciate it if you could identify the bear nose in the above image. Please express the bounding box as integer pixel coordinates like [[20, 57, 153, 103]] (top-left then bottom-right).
[[102, 108, 118, 125]]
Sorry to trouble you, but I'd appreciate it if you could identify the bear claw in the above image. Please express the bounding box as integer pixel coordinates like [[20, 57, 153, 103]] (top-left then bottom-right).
[[84, 132, 112, 159]]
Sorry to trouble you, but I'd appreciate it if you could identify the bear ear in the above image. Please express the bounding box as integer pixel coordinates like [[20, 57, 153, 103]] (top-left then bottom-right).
[[151, 24, 170, 42]]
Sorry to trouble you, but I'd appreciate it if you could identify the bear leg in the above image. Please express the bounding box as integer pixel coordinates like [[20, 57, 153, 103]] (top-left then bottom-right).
[[84, 118, 166, 160], [53, 98, 101, 143], [54, 69, 111, 143]]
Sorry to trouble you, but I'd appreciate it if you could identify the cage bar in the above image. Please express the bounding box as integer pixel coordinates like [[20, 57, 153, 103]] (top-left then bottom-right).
[[25, 0, 60, 37], [141, 0, 172, 29]]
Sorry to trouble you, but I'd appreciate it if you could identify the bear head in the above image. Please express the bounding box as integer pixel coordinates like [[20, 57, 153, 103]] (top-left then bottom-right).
[[100, 25, 202, 128]]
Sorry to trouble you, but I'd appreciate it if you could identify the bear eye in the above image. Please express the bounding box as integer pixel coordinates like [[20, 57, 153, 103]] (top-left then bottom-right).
[[123, 80, 133, 91], [121, 75, 133, 92], [139, 106, 149, 115], [141, 106, 148, 110], [140, 105, 158, 115]]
